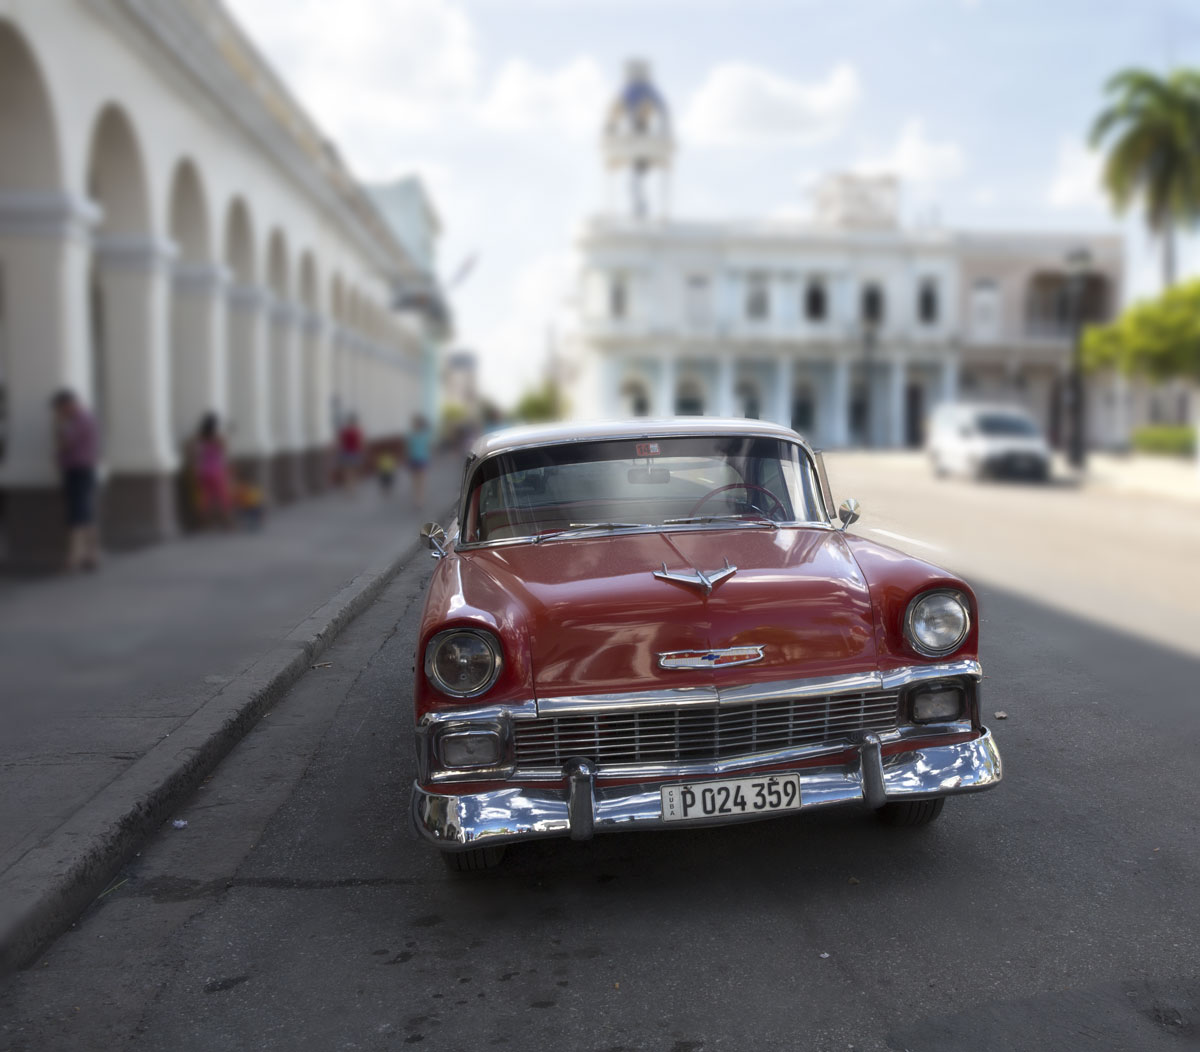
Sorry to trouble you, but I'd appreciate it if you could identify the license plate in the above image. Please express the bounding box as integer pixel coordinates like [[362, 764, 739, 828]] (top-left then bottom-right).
[[661, 774, 802, 822]]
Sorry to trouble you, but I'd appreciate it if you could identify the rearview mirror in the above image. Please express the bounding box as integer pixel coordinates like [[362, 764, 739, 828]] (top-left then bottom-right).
[[421, 521, 447, 558], [838, 498, 861, 531]]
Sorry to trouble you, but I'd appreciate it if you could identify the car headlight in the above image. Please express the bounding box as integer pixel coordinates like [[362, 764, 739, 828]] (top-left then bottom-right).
[[424, 629, 503, 698], [904, 590, 970, 656]]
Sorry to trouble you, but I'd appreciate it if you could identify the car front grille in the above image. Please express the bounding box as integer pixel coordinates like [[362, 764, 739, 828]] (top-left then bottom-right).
[[514, 690, 901, 770]]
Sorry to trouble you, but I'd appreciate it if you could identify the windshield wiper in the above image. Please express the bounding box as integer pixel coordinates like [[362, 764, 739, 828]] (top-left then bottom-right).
[[533, 522, 645, 543], [662, 514, 780, 529]]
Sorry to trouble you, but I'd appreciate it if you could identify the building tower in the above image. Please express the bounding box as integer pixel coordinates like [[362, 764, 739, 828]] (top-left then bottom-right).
[[603, 59, 673, 219]]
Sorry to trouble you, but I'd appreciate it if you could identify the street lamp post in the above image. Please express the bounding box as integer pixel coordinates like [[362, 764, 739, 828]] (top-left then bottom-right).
[[1065, 247, 1092, 471]]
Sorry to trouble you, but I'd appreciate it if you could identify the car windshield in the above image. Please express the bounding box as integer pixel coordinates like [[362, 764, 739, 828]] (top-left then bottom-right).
[[975, 413, 1039, 437], [461, 435, 826, 544]]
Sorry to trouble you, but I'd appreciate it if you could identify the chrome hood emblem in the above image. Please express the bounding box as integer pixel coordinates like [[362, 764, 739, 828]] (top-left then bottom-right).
[[653, 558, 737, 595], [659, 646, 764, 670]]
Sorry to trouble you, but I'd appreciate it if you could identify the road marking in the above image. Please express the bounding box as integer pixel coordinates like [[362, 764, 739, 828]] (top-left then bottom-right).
[[868, 527, 945, 552]]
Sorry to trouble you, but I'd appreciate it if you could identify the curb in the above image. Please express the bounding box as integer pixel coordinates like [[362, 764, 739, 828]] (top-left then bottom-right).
[[0, 523, 441, 976]]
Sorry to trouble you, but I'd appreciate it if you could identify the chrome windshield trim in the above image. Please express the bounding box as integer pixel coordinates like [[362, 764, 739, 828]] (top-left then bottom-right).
[[881, 659, 983, 691], [452, 519, 834, 553], [537, 686, 721, 718], [717, 671, 885, 706]]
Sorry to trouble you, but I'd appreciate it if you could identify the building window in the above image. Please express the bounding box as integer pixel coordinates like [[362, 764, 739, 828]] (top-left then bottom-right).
[[686, 274, 711, 326], [745, 274, 770, 321], [675, 377, 705, 416], [861, 283, 884, 325], [804, 280, 827, 322], [609, 273, 628, 319], [736, 379, 761, 420], [917, 280, 938, 324], [620, 378, 651, 417], [792, 384, 815, 433]]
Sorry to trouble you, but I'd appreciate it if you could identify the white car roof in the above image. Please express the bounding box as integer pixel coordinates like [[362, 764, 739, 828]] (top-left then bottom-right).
[[470, 417, 805, 459]]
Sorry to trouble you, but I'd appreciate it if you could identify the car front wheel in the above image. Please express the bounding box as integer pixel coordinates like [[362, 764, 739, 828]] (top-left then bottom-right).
[[876, 798, 945, 827], [441, 845, 506, 873]]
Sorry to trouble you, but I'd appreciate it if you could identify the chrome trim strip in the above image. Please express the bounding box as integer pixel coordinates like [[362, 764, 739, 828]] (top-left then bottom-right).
[[411, 727, 1003, 850], [536, 686, 720, 718], [417, 699, 538, 728], [880, 659, 982, 691], [717, 670, 884, 706]]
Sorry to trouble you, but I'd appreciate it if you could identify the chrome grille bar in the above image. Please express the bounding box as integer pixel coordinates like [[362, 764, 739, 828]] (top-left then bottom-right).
[[514, 690, 901, 769]]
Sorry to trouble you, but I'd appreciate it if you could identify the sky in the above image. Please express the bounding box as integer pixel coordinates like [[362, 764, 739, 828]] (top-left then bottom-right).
[[226, 0, 1200, 408]]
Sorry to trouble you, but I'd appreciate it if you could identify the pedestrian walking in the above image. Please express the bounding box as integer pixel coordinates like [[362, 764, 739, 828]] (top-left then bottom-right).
[[51, 389, 101, 572], [407, 414, 432, 510], [337, 413, 364, 490], [190, 412, 234, 527]]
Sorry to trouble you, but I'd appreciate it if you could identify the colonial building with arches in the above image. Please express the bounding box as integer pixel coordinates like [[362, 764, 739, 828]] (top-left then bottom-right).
[[0, 1, 445, 568], [567, 61, 1129, 452]]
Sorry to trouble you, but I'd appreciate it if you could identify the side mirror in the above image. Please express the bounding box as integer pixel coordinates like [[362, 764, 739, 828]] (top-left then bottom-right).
[[838, 498, 861, 531], [421, 521, 447, 558]]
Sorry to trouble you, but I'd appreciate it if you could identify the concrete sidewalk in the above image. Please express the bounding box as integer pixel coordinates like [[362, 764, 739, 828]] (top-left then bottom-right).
[[0, 460, 460, 972], [1079, 451, 1200, 505]]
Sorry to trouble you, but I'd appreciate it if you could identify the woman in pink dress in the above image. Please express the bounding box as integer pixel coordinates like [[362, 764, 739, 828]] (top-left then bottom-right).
[[192, 412, 233, 527]]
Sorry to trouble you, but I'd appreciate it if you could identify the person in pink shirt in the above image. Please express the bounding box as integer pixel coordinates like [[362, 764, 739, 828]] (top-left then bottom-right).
[[191, 412, 234, 527], [51, 389, 101, 571]]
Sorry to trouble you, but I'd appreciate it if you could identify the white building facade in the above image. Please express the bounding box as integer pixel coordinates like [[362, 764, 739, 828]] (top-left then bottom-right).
[[0, 0, 445, 568], [566, 63, 1126, 452]]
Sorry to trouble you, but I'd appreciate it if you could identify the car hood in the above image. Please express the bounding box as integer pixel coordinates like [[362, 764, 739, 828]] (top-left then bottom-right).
[[461, 527, 878, 700]]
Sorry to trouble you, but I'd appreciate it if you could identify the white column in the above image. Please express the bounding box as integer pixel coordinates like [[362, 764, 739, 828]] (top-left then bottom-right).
[[657, 353, 676, 416], [774, 354, 793, 428], [302, 312, 332, 448], [717, 355, 735, 417], [0, 192, 98, 489], [226, 285, 273, 464], [888, 354, 907, 448], [830, 355, 850, 447], [269, 301, 305, 454], [93, 234, 178, 474], [171, 262, 230, 445]]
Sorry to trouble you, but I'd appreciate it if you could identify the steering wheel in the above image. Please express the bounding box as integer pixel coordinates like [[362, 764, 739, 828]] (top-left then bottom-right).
[[687, 483, 787, 520]]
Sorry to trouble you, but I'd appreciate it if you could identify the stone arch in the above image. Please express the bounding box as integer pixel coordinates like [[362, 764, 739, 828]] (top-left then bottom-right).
[[86, 102, 176, 548], [264, 227, 301, 501], [222, 196, 268, 479], [298, 251, 318, 311], [266, 227, 289, 298], [224, 197, 256, 283], [0, 20, 62, 189], [167, 159, 217, 457], [297, 250, 325, 481], [88, 104, 150, 235], [0, 20, 72, 565]]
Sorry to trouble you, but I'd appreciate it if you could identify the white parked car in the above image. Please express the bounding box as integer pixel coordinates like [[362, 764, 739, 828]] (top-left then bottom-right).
[[928, 403, 1051, 481]]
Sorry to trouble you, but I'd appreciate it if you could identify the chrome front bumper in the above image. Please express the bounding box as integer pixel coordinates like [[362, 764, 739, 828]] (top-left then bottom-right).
[[411, 727, 1002, 851]]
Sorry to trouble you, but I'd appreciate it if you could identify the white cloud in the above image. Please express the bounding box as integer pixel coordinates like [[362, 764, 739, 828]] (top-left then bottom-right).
[[228, 0, 479, 147], [857, 119, 965, 184], [682, 62, 861, 147], [479, 57, 609, 136], [1048, 138, 1105, 211]]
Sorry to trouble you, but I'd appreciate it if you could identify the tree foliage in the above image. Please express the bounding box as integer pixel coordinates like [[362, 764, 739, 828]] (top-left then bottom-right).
[[1082, 278, 1200, 382], [1089, 68, 1200, 287], [512, 382, 563, 423]]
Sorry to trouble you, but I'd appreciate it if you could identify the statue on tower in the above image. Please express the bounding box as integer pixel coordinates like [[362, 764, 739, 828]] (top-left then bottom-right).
[[602, 59, 674, 219]]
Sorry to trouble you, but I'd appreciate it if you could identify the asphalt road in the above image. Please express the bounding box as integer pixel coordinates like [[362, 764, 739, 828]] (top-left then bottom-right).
[[2, 470, 1199, 1051]]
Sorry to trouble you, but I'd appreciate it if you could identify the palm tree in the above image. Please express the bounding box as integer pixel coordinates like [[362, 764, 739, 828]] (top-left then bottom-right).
[[1090, 69, 1200, 289]]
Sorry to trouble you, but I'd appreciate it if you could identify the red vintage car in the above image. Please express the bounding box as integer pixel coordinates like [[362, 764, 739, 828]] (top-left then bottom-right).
[[411, 418, 1002, 871]]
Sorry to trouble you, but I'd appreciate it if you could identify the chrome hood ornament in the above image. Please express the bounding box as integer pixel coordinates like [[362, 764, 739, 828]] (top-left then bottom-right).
[[659, 646, 764, 670], [653, 558, 737, 595]]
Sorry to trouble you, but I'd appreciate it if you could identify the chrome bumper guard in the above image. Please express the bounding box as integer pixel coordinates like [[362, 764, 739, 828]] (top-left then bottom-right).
[[412, 727, 1002, 851]]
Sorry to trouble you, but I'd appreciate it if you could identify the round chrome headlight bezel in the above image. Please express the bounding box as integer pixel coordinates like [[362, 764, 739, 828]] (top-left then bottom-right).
[[424, 628, 503, 698], [903, 589, 971, 657]]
